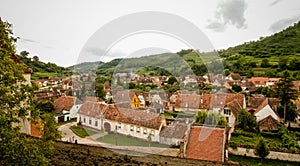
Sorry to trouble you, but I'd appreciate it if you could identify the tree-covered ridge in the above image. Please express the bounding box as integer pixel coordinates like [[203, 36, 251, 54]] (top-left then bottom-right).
[[17, 51, 71, 79], [81, 21, 300, 81], [68, 61, 103, 73], [219, 21, 300, 58]]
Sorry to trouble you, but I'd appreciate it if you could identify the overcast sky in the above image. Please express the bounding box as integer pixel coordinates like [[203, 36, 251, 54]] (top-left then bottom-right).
[[1, 0, 300, 67]]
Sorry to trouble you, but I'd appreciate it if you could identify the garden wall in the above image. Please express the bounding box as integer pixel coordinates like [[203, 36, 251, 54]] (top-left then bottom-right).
[[228, 147, 300, 162]]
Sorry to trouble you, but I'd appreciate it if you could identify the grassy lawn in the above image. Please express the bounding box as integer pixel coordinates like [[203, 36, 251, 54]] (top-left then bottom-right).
[[70, 125, 97, 138], [58, 119, 77, 126], [229, 154, 300, 166], [97, 133, 169, 148]]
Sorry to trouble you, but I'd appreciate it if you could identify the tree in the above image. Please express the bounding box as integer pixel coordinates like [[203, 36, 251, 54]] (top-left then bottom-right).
[[261, 59, 270, 68], [237, 109, 257, 132], [195, 111, 228, 127], [36, 100, 54, 114], [167, 76, 177, 85], [254, 137, 270, 163], [232, 84, 242, 93], [95, 83, 106, 100], [0, 18, 56, 165], [275, 70, 298, 122], [32, 55, 39, 61], [20, 50, 29, 57]]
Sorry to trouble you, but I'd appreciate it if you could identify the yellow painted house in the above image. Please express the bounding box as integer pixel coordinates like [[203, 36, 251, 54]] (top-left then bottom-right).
[[130, 92, 141, 109]]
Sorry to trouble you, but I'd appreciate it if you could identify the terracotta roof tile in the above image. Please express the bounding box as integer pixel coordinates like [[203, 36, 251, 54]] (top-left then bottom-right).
[[185, 126, 225, 162], [54, 96, 82, 113], [104, 105, 165, 130], [77, 102, 107, 118], [159, 123, 188, 139]]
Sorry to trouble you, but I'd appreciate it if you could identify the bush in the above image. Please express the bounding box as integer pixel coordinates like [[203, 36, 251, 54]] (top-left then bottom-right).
[[229, 141, 237, 150], [261, 131, 280, 139]]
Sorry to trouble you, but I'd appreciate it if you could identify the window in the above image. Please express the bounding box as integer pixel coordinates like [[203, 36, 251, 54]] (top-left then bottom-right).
[[224, 108, 231, 115], [89, 119, 91, 125], [150, 130, 154, 135], [130, 125, 134, 131], [83, 117, 86, 123], [95, 120, 98, 127], [143, 129, 147, 134], [79, 116, 81, 122], [136, 127, 140, 133], [118, 123, 121, 129]]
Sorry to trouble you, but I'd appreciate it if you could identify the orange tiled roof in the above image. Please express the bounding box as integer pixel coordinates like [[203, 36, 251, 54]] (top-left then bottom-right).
[[185, 126, 225, 162], [54, 96, 82, 113], [77, 101, 107, 118], [159, 123, 187, 139], [104, 105, 165, 130], [198, 93, 245, 110]]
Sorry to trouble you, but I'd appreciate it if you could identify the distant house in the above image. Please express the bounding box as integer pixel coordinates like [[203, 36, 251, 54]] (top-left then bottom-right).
[[248, 77, 269, 87], [175, 93, 201, 112], [247, 95, 280, 122], [182, 126, 226, 162], [198, 93, 246, 128], [159, 123, 188, 146], [54, 96, 83, 122], [114, 90, 141, 109], [258, 115, 279, 131]]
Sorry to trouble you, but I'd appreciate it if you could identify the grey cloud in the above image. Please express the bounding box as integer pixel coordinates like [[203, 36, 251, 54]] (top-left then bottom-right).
[[206, 21, 226, 32], [270, 0, 283, 6], [19, 38, 53, 48], [84, 47, 126, 58], [207, 0, 248, 32], [269, 15, 300, 32]]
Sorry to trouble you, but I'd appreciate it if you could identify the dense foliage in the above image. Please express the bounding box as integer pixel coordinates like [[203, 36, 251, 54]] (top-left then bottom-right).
[[0, 18, 59, 165]]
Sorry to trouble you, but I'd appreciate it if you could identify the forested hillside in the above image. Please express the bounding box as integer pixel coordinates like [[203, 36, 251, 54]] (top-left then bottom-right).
[[17, 52, 71, 79], [95, 21, 300, 80]]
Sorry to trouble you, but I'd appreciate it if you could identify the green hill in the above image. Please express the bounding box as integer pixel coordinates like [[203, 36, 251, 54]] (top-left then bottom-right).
[[18, 55, 71, 80], [68, 61, 103, 73], [93, 21, 300, 80]]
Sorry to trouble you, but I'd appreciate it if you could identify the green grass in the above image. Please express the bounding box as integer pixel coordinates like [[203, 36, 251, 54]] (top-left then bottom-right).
[[229, 154, 300, 166], [97, 133, 169, 148], [70, 125, 97, 138], [31, 72, 61, 80]]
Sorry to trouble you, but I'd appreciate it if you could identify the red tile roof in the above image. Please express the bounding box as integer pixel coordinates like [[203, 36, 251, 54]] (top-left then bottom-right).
[[159, 123, 188, 139], [77, 102, 107, 118], [54, 96, 82, 113], [185, 126, 225, 162], [198, 93, 245, 110], [104, 105, 166, 130]]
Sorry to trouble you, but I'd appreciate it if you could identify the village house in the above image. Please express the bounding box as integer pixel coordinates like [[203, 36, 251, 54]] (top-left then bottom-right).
[[113, 90, 143, 109], [159, 123, 188, 146], [181, 126, 227, 162], [103, 105, 166, 142], [198, 93, 246, 128], [54, 96, 83, 122], [77, 101, 107, 130], [78, 101, 166, 142], [247, 94, 281, 131]]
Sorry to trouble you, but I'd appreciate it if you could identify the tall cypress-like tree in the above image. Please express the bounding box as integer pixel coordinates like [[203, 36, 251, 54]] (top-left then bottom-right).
[[0, 18, 58, 165], [275, 70, 298, 122]]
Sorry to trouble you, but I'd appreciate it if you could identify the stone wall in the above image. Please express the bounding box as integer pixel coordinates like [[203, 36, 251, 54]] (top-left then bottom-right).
[[229, 147, 300, 162]]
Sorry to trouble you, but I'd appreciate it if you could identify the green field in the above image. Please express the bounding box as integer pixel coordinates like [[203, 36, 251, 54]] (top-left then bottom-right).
[[70, 125, 97, 138], [97, 133, 169, 148]]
